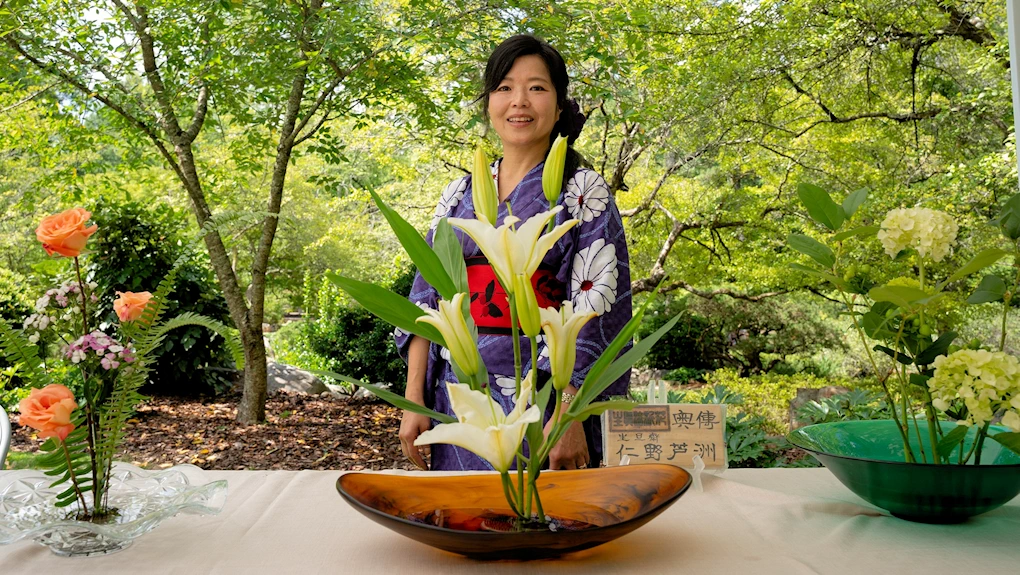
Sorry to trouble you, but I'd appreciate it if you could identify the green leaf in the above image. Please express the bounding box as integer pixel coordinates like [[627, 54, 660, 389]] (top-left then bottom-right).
[[937, 425, 970, 460], [937, 248, 1009, 290], [568, 399, 638, 423], [841, 188, 869, 218], [868, 285, 930, 309], [967, 275, 1007, 304], [914, 331, 957, 366], [574, 313, 682, 414], [797, 183, 845, 231], [991, 432, 1020, 456], [326, 272, 446, 347], [787, 234, 835, 268], [873, 345, 913, 365], [908, 373, 931, 388], [433, 219, 468, 295], [581, 294, 658, 397], [996, 194, 1020, 240], [368, 189, 457, 300], [832, 225, 879, 242], [788, 263, 847, 289], [311, 370, 456, 424]]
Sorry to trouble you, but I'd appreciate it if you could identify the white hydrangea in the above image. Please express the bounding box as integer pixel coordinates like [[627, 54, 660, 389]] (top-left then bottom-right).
[[877, 208, 958, 262], [929, 349, 1020, 432]]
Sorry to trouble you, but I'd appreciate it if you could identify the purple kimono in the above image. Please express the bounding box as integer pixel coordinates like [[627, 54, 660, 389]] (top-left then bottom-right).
[[395, 160, 632, 470]]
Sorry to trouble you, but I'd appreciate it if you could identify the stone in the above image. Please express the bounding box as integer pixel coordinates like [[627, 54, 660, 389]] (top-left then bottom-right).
[[266, 361, 327, 396]]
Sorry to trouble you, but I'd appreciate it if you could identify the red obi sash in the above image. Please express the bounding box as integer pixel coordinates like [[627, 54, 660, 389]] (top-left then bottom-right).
[[466, 256, 565, 334]]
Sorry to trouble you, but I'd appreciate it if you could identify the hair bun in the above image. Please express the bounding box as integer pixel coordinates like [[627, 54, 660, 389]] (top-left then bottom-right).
[[564, 98, 587, 144]]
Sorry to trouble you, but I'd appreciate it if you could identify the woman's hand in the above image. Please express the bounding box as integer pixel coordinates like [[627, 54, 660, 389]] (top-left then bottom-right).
[[401, 336, 431, 469], [399, 410, 432, 470], [544, 418, 590, 470]]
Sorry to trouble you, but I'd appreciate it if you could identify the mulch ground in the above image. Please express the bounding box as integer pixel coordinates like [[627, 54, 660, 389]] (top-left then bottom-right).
[[9, 392, 418, 471]]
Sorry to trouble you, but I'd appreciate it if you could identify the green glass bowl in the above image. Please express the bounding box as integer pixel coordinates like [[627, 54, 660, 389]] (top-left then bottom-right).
[[788, 420, 1020, 523]]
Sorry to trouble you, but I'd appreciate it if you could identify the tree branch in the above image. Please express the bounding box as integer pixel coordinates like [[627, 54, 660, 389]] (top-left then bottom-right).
[[3, 35, 185, 184]]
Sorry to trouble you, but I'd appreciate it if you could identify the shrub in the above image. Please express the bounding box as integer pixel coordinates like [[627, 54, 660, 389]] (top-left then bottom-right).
[[86, 198, 235, 395], [702, 368, 862, 435], [0, 268, 34, 385], [0, 268, 33, 325], [689, 296, 845, 375], [282, 267, 417, 394], [637, 296, 722, 370], [795, 389, 891, 426]]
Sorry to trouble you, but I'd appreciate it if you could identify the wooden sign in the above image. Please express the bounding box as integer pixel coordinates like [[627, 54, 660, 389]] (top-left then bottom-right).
[[602, 404, 727, 469]]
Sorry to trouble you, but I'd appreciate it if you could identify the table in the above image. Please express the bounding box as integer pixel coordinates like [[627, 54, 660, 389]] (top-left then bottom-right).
[[1, 468, 1017, 574]]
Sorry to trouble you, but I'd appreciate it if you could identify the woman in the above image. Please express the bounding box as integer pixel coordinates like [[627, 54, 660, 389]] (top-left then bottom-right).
[[395, 34, 631, 471]]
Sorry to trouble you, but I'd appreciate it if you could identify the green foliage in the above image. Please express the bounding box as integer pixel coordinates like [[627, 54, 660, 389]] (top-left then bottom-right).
[[31, 411, 92, 508], [638, 297, 721, 371], [0, 268, 32, 325], [795, 390, 891, 426], [285, 268, 418, 394], [663, 367, 709, 383], [303, 306, 408, 394], [703, 368, 862, 435], [87, 198, 235, 395], [693, 296, 846, 376]]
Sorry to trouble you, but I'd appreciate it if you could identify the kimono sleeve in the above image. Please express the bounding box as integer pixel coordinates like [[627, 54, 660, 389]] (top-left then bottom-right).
[[562, 169, 633, 395]]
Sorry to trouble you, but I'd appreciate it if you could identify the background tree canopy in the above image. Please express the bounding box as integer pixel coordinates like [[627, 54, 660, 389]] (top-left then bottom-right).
[[1, 0, 1016, 419]]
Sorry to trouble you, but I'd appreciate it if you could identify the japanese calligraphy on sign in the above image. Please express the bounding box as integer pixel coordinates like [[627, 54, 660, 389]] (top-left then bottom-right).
[[603, 404, 726, 469]]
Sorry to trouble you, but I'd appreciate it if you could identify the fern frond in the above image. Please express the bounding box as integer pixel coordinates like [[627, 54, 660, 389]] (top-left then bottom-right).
[[36, 419, 93, 508], [138, 312, 244, 369], [133, 266, 179, 333], [0, 320, 52, 388]]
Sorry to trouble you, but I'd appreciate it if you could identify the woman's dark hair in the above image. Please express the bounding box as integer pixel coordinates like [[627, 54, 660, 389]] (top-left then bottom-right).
[[480, 34, 589, 182]]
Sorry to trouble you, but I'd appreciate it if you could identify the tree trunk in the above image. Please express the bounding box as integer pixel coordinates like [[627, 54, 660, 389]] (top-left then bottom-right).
[[237, 323, 268, 423]]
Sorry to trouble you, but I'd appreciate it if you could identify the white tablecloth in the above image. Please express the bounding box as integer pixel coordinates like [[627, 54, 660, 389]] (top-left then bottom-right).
[[1, 468, 1017, 574]]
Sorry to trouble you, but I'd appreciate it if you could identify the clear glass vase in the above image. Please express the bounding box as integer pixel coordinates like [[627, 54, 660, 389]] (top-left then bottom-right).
[[0, 462, 227, 556]]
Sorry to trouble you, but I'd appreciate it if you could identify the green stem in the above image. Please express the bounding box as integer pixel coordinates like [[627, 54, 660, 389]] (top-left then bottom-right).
[[889, 320, 918, 463], [528, 471, 545, 523], [529, 338, 539, 405], [508, 297, 522, 396], [840, 292, 913, 460], [974, 422, 992, 465], [61, 439, 89, 514], [517, 454, 525, 516], [923, 400, 941, 465], [500, 472, 521, 517], [1002, 245, 1019, 352]]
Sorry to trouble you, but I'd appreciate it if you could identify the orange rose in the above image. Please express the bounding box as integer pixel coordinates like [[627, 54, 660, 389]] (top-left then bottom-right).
[[35, 208, 98, 258], [18, 384, 78, 441], [114, 291, 153, 322]]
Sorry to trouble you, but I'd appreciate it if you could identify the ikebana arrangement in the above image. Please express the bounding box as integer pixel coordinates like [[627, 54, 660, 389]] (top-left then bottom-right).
[[325, 136, 681, 529], [786, 184, 1020, 522], [0, 208, 238, 554]]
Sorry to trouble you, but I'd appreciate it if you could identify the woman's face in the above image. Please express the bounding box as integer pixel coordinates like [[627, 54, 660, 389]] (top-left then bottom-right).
[[488, 54, 561, 155]]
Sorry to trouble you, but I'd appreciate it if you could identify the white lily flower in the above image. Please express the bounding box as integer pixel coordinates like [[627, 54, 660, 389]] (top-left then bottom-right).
[[540, 301, 597, 391], [449, 207, 578, 294], [415, 292, 481, 377], [414, 372, 541, 472]]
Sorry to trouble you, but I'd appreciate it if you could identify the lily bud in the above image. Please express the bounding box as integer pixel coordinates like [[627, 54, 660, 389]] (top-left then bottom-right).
[[416, 293, 481, 377], [513, 274, 542, 338], [472, 145, 499, 226], [542, 135, 568, 205], [540, 301, 597, 391]]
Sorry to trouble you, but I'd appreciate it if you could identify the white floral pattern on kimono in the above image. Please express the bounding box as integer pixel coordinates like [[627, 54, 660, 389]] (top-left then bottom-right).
[[571, 238, 619, 316], [564, 169, 611, 222]]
